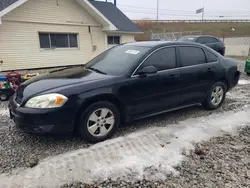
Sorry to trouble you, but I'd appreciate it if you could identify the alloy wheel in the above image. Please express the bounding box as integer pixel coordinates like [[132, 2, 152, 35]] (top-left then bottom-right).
[[0, 94, 7, 101], [87, 108, 115, 137], [211, 86, 224, 106]]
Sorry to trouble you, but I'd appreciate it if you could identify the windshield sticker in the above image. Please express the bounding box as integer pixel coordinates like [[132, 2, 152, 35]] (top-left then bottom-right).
[[125, 50, 140, 55]]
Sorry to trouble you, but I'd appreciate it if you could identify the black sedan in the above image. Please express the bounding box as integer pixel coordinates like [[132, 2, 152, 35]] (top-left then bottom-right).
[[9, 41, 240, 143], [177, 35, 225, 56]]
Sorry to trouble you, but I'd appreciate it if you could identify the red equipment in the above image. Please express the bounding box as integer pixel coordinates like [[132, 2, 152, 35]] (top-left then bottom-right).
[[6, 71, 21, 91]]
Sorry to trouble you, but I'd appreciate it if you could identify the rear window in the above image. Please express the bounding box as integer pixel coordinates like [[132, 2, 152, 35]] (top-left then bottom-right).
[[177, 36, 197, 42], [197, 37, 219, 44]]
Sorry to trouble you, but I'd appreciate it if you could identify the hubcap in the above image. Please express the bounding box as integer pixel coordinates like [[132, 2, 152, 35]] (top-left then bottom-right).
[[211, 86, 224, 106], [87, 108, 115, 137], [0, 94, 7, 101]]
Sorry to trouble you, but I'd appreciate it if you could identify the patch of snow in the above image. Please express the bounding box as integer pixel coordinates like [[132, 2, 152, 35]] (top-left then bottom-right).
[[0, 109, 8, 116], [1, 108, 250, 188], [238, 80, 250, 85]]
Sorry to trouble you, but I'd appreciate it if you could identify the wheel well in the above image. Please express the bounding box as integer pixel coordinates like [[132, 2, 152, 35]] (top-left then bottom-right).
[[73, 94, 125, 131], [217, 78, 229, 91]]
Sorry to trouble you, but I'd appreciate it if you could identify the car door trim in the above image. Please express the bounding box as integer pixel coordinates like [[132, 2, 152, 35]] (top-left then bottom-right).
[[131, 46, 178, 78], [131, 45, 219, 78], [176, 45, 219, 67]]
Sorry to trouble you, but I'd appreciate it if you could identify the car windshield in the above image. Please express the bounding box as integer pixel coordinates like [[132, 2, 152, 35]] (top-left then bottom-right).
[[177, 36, 197, 42], [85, 45, 150, 76]]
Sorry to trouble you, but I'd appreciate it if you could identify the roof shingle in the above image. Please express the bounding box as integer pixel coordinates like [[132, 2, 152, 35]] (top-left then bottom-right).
[[89, 0, 142, 33], [0, 0, 19, 12]]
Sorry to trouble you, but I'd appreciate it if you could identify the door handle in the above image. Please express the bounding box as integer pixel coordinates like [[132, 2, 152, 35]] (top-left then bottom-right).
[[169, 74, 180, 79], [207, 68, 214, 72], [170, 74, 177, 77]]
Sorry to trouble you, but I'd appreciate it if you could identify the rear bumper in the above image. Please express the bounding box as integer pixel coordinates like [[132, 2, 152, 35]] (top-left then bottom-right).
[[8, 97, 77, 134], [228, 71, 240, 90]]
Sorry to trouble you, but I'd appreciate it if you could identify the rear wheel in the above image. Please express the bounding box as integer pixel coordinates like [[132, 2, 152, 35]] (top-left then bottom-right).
[[203, 82, 226, 110], [77, 101, 120, 143], [0, 93, 8, 101]]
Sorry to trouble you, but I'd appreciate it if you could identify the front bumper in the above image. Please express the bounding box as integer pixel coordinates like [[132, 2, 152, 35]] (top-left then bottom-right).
[[8, 97, 77, 134]]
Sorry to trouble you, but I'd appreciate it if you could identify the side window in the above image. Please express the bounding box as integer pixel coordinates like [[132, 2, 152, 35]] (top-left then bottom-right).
[[196, 37, 205, 44], [206, 37, 218, 43], [179, 46, 206, 66], [108, 36, 121, 45], [206, 51, 218, 62], [140, 47, 176, 71], [197, 37, 218, 44]]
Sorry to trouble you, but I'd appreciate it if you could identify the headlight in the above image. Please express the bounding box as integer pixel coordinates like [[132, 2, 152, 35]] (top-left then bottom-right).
[[25, 93, 68, 108]]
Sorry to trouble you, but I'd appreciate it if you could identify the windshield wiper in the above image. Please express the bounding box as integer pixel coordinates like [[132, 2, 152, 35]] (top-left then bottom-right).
[[87, 67, 107, 75]]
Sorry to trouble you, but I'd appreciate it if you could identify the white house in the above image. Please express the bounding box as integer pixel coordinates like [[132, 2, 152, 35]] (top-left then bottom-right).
[[0, 0, 142, 71]]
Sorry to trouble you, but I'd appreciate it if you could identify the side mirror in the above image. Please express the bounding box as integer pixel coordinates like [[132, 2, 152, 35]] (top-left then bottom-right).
[[138, 65, 158, 75]]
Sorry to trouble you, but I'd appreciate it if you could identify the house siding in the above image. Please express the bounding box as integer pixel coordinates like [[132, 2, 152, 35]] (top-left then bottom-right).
[[107, 34, 135, 49], [0, 21, 105, 70], [122, 35, 135, 43], [2, 0, 100, 26], [0, 0, 137, 71], [0, 0, 105, 71]]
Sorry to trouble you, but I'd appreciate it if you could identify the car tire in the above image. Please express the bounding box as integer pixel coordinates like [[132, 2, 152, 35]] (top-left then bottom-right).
[[247, 73, 250, 76], [220, 51, 225, 56], [77, 101, 120, 143], [0, 93, 8, 101], [203, 82, 226, 110]]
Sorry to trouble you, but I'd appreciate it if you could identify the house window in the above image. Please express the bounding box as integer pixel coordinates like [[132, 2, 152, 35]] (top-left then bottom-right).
[[39, 33, 78, 48], [108, 36, 120, 45]]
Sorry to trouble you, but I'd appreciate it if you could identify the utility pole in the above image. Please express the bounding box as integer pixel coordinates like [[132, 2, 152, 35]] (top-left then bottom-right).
[[202, 7, 204, 21], [157, 0, 159, 21], [196, 7, 204, 21]]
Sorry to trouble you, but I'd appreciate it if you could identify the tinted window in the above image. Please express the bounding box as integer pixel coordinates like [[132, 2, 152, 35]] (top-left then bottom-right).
[[108, 36, 121, 45], [39, 33, 50, 48], [140, 47, 176, 71], [197, 37, 218, 44], [177, 36, 197, 42], [206, 51, 218, 62], [69, 34, 78, 47], [50, 34, 68, 48], [85, 45, 150, 75], [39, 33, 78, 48], [179, 47, 206, 66]]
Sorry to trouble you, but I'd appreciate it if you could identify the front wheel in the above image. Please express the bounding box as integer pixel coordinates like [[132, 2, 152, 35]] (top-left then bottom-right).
[[77, 101, 120, 143], [203, 82, 226, 110]]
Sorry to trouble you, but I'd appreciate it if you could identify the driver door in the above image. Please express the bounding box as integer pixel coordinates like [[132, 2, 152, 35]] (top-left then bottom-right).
[[120, 47, 182, 117]]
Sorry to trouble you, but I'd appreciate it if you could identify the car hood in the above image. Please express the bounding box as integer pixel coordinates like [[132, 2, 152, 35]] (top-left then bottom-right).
[[16, 66, 111, 101]]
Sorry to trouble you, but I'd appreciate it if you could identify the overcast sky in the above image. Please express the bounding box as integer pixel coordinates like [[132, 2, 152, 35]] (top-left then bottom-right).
[[105, 0, 250, 20]]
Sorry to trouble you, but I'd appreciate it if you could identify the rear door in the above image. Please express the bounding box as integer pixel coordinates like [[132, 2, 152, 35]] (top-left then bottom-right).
[[178, 46, 216, 105], [122, 47, 182, 117]]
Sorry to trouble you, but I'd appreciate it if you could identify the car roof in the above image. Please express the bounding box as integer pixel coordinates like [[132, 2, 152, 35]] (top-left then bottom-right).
[[180, 35, 219, 38], [124, 41, 205, 48]]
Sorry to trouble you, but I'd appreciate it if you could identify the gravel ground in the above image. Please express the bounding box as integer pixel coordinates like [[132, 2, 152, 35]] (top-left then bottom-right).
[[61, 126, 250, 188], [0, 60, 250, 187]]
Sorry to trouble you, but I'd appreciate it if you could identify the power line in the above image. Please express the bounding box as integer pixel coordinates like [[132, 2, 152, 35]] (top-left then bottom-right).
[[118, 4, 250, 14], [121, 10, 250, 18]]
